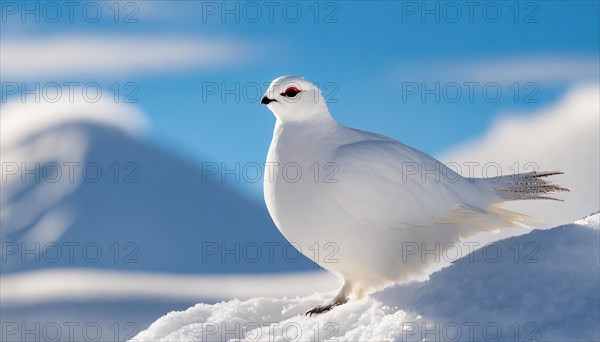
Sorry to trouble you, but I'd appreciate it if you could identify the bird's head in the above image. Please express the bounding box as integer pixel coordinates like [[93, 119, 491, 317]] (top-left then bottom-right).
[[261, 76, 331, 123]]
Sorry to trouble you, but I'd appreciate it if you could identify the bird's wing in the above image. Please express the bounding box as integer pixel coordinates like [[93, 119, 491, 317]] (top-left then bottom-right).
[[329, 138, 478, 230]]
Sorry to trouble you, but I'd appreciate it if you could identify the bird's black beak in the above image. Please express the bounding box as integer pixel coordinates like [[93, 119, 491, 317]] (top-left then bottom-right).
[[261, 96, 276, 105]]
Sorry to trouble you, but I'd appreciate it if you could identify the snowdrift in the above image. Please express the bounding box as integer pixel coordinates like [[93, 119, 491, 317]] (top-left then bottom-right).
[[135, 213, 599, 341]]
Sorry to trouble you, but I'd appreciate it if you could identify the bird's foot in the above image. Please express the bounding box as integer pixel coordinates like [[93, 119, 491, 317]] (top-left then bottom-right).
[[305, 297, 348, 316]]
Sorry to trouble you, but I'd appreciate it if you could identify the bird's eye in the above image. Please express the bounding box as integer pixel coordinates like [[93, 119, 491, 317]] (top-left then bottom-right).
[[281, 87, 301, 98]]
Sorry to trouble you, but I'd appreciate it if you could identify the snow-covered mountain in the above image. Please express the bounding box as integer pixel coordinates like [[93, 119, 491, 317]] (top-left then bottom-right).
[[0, 98, 319, 341], [136, 213, 600, 342], [1, 98, 316, 274]]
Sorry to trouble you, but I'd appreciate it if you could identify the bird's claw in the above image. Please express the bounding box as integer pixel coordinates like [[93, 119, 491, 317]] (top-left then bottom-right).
[[305, 304, 333, 317], [305, 299, 346, 316]]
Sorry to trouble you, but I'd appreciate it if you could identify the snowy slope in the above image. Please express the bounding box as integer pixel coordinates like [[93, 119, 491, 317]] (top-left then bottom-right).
[[135, 213, 600, 342]]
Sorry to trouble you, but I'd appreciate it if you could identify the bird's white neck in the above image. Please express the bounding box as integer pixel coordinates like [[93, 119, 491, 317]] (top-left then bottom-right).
[[275, 111, 337, 130]]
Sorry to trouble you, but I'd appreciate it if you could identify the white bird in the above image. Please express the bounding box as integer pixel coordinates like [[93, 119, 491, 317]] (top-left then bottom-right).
[[260, 75, 568, 316]]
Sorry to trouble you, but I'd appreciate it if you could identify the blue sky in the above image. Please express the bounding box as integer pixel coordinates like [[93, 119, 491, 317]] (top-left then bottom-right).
[[2, 0, 599, 198]]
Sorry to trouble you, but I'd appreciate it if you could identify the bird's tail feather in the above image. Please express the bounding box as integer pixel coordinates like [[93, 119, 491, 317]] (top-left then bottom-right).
[[486, 206, 536, 228], [438, 204, 534, 230], [486, 171, 569, 201], [438, 171, 566, 234]]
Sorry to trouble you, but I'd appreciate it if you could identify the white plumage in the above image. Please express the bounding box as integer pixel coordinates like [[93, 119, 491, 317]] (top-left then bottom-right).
[[260, 76, 568, 315]]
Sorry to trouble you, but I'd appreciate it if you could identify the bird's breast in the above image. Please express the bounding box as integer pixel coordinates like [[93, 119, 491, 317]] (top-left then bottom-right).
[[263, 131, 343, 238]]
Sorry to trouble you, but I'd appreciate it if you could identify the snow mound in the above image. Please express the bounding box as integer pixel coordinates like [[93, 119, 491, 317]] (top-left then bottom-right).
[[135, 213, 600, 341]]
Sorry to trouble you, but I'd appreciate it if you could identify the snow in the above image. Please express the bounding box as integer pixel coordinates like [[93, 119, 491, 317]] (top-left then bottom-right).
[[1, 94, 149, 146], [135, 213, 600, 341]]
